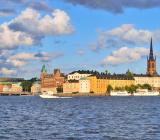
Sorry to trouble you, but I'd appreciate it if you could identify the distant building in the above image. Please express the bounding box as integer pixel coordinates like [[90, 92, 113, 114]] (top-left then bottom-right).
[[10, 83, 22, 93], [134, 75, 160, 90], [147, 38, 157, 76], [88, 74, 135, 95], [31, 82, 41, 94], [40, 65, 65, 93], [63, 80, 79, 93], [67, 70, 96, 80], [3, 84, 12, 92], [79, 77, 90, 93]]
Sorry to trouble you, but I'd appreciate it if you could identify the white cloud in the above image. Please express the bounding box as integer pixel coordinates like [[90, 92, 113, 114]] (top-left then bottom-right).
[[0, 67, 16, 75], [9, 8, 74, 36], [0, 24, 34, 49], [101, 47, 149, 66], [7, 52, 63, 67], [0, 8, 73, 49], [91, 24, 160, 51]]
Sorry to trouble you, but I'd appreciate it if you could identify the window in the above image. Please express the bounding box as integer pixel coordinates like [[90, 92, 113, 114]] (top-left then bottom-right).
[[152, 63, 154, 68]]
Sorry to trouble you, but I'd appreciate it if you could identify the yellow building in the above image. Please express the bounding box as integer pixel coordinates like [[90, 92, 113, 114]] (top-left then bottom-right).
[[63, 80, 79, 93], [88, 75, 135, 95]]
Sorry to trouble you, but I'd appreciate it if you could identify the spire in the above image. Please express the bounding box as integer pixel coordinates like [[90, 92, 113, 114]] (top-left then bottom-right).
[[149, 37, 154, 60], [41, 64, 47, 73]]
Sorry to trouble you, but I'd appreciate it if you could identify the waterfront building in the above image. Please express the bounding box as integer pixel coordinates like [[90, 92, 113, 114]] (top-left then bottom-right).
[[134, 75, 160, 90], [79, 77, 90, 93], [147, 38, 157, 76], [67, 70, 95, 80], [10, 83, 22, 93], [63, 80, 79, 93], [88, 74, 135, 95], [3, 84, 12, 92], [31, 82, 41, 94], [40, 65, 65, 93]]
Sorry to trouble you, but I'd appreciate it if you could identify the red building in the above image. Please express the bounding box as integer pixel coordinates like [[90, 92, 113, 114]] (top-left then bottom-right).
[[40, 65, 65, 93]]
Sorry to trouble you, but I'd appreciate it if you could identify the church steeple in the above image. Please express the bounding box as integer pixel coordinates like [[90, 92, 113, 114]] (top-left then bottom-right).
[[147, 38, 157, 76], [149, 38, 154, 60]]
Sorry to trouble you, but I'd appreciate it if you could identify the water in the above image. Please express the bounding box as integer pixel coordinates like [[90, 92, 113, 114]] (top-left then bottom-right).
[[0, 96, 160, 140]]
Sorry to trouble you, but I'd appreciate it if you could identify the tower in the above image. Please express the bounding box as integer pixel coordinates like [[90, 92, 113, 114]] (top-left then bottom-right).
[[40, 65, 47, 88], [147, 38, 157, 76]]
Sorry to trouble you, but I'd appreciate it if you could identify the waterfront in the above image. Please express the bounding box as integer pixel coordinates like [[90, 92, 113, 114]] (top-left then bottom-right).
[[0, 96, 160, 140]]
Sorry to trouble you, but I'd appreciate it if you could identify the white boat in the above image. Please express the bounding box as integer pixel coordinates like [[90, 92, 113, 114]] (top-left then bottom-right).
[[110, 91, 132, 96], [134, 89, 159, 96], [39, 94, 60, 98], [39, 91, 72, 99]]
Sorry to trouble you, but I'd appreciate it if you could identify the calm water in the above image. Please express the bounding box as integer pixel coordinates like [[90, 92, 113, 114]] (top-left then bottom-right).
[[0, 96, 160, 140]]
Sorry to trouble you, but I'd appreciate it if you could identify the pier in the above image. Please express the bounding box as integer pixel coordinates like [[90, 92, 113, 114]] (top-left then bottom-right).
[[0, 92, 31, 96]]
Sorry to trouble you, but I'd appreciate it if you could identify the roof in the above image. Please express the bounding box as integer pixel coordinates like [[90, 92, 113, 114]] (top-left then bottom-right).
[[69, 70, 99, 75], [80, 77, 88, 80], [89, 74, 134, 80], [67, 80, 79, 83], [41, 64, 47, 73]]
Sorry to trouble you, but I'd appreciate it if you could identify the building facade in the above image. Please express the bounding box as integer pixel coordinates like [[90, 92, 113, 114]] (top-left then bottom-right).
[[10, 83, 22, 93], [40, 65, 65, 93], [88, 75, 135, 95], [67, 70, 94, 80], [31, 82, 41, 94], [134, 75, 160, 90], [79, 77, 90, 93], [63, 80, 79, 93]]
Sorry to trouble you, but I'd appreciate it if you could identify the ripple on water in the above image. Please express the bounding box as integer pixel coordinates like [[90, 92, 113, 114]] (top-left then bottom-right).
[[0, 96, 160, 140]]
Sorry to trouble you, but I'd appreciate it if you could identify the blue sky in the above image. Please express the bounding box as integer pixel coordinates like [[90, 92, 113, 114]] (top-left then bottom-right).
[[0, 0, 160, 78]]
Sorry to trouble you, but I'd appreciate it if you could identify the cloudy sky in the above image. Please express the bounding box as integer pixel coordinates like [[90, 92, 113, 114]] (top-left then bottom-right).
[[0, 0, 160, 78]]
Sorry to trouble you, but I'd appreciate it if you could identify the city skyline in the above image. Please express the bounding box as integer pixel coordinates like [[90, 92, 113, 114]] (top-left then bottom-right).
[[0, 0, 160, 78]]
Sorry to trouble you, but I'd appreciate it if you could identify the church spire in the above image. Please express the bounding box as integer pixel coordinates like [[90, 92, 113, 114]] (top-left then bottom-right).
[[149, 37, 154, 60]]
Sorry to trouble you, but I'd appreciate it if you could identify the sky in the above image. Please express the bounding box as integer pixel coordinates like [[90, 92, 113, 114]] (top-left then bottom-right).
[[0, 0, 160, 79]]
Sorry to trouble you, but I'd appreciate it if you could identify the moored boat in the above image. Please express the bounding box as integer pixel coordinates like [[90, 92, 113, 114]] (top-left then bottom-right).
[[133, 89, 159, 96], [110, 91, 132, 96]]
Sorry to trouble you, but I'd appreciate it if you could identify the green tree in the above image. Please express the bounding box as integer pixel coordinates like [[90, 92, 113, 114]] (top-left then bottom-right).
[[126, 69, 134, 79], [20, 80, 33, 92], [107, 85, 113, 94], [141, 84, 152, 90]]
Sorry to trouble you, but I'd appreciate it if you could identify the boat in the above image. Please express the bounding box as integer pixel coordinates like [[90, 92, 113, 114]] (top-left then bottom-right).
[[39, 91, 72, 99], [110, 91, 132, 96], [133, 89, 159, 96]]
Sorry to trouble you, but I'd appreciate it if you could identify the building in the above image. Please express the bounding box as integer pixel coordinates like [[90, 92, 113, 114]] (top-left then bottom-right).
[[31, 82, 41, 94], [134, 75, 160, 90], [63, 80, 79, 93], [79, 77, 90, 93], [10, 83, 22, 93], [3, 84, 12, 92], [88, 74, 135, 95], [67, 70, 95, 80], [147, 38, 157, 76], [40, 65, 65, 93]]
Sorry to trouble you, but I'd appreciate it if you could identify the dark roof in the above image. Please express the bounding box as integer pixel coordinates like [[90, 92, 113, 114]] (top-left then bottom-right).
[[67, 80, 79, 83], [89, 74, 134, 80], [133, 74, 160, 77], [69, 70, 99, 75], [0, 78, 24, 82]]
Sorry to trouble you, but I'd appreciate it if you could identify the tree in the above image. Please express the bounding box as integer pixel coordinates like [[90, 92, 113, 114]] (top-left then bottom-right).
[[126, 69, 134, 79], [20, 80, 33, 92], [20, 77, 39, 92], [107, 85, 113, 94], [141, 84, 152, 90]]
